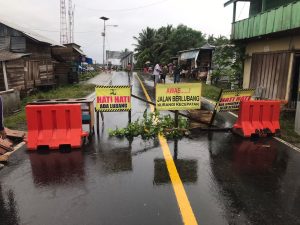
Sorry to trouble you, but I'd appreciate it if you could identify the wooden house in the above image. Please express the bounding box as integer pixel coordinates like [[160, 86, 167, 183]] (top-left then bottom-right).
[[51, 43, 85, 85], [177, 43, 215, 80], [0, 19, 60, 92], [225, 0, 300, 108], [120, 52, 134, 70]]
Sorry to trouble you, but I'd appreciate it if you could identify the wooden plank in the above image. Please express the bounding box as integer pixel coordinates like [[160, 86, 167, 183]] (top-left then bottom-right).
[[0, 138, 13, 152], [249, 56, 257, 87], [277, 53, 287, 99], [263, 54, 272, 99], [257, 54, 264, 87], [260, 54, 268, 97], [269, 54, 278, 99], [5, 128, 25, 139], [280, 53, 291, 100], [250, 54, 258, 88], [267, 54, 275, 98]]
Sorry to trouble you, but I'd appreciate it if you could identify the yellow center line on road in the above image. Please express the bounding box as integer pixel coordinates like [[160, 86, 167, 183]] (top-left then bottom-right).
[[135, 74, 198, 225]]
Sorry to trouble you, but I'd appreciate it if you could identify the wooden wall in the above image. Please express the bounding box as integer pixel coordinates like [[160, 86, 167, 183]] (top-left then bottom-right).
[[52, 46, 81, 85], [0, 23, 55, 91], [0, 59, 26, 91], [54, 62, 70, 85], [249, 52, 291, 100]]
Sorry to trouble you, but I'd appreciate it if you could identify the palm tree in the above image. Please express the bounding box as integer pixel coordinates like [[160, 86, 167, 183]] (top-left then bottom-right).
[[133, 27, 156, 66]]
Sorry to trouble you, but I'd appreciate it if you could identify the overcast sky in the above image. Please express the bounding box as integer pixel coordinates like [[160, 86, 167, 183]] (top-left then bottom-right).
[[0, 0, 249, 63]]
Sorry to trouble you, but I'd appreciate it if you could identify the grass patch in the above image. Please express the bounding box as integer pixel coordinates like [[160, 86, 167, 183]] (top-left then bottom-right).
[[79, 71, 99, 81], [280, 111, 300, 143], [202, 83, 221, 101], [4, 83, 96, 130]]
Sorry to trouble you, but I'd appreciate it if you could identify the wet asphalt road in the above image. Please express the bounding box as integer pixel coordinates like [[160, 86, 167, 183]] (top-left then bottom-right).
[[1, 72, 300, 225]]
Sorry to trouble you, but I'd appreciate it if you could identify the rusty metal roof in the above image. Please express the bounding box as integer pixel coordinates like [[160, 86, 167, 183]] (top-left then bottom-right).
[[0, 50, 30, 62], [0, 18, 61, 46]]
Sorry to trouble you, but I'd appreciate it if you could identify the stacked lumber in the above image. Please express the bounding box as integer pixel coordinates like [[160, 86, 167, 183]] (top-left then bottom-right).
[[0, 128, 26, 163]]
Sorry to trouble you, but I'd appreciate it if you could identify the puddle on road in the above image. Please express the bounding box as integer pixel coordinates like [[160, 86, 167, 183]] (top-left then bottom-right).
[[1, 72, 300, 225]]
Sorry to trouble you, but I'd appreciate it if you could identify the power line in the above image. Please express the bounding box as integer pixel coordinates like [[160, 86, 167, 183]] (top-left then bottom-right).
[[76, 0, 168, 12], [32, 28, 96, 33]]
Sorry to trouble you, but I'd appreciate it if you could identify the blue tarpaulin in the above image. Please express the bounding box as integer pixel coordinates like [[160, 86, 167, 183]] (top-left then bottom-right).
[[85, 57, 93, 64]]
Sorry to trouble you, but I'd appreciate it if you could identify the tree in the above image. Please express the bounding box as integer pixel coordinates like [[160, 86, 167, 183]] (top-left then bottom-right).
[[152, 25, 173, 65], [210, 35, 244, 88], [168, 25, 206, 56], [133, 27, 156, 67], [133, 25, 206, 67]]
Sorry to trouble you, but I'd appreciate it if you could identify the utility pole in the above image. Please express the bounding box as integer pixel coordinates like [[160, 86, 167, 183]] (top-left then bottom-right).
[[100, 16, 109, 66], [60, 0, 68, 44], [68, 0, 75, 43]]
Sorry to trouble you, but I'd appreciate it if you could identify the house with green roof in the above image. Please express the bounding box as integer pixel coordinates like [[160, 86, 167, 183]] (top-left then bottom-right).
[[225, 0, 300, 107]]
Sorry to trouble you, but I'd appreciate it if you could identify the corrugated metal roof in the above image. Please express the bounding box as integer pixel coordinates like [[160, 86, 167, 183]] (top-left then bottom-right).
[[73, 45, 85, 55], [0, 18, 61, 46], [179, 50, 199, 60], [121, 52, 134, 60], [232, 1, 300, 40], [201, 43, 216, 50], [0, 50, 30, 61]]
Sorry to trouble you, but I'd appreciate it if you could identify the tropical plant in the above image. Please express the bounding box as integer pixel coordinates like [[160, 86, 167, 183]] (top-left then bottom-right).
[[108, 110, 189, 141]]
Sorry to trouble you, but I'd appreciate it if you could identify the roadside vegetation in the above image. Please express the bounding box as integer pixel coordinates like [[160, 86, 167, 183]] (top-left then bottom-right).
[[280, 111, 300, 144], [109, 110, 189, 141], [134, 25, 244, 88], [201, 83, 221, 101], [5, 84, 95, 130], [79, 71, 99, 81]]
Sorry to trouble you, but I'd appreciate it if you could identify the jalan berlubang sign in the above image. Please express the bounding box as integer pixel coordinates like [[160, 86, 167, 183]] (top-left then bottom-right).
[[155, 83, 201, 111]]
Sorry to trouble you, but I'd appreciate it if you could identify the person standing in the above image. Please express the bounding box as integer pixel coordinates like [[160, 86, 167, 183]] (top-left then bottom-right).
[[173, 64, 181, 83], [161, 65, 168, 84], [153, 63, 162, 86], [126, 63, 132, 85], [126, 63, 132, 75]]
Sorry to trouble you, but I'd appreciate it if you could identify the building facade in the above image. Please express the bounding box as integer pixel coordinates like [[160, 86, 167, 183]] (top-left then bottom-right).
[[0, 19, 59, 93], [226, 0, 300, 107]]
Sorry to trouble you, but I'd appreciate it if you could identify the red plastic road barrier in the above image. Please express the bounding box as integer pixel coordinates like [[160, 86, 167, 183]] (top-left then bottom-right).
[[233, 100, 281, 137], [26, 104, 88, 150]]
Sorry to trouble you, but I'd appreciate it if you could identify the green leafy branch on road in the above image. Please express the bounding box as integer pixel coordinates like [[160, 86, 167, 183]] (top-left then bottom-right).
[[109, 110, 189, 141]]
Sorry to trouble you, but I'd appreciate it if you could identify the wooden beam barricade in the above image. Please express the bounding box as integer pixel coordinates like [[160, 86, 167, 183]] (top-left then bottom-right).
[[28, 98, 95, 135], [209, 88, 255, 127], [131, 94, 210, 125]]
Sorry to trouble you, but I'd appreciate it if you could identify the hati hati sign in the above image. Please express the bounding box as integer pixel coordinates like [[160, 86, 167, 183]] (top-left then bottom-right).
[[95, 86, 131, 112]]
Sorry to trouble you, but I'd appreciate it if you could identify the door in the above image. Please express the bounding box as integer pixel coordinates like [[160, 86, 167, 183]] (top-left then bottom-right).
[[25, 60, 39, 89], [290, 55, 300, 108], [249, 52, 291, 100]]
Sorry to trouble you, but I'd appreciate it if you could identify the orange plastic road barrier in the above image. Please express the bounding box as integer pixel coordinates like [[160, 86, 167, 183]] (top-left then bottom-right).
[[233, 100, 281, 137], [26, 104, 88, 150]]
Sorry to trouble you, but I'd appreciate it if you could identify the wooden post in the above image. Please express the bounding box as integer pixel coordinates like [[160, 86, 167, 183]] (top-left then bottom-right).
[[128, 72, 131, 85], [175, 110, 179, 128], [96, 109, 100, 135], [232, 2, 237, 23], [2, 61, 9, 91], [209, 89, 223, 127], [128, 85, 132, 123], [128, 110, 131, 123]]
